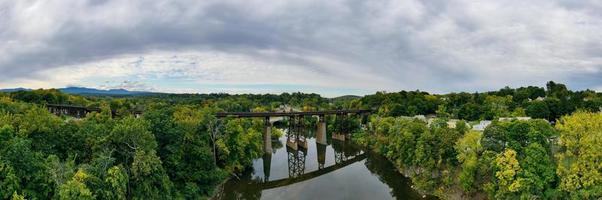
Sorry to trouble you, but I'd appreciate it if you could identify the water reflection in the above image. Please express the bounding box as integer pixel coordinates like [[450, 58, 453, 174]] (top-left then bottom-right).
[[216, 127, 436, 200], [262, 154, 271, 182], [286, 146, 306, 178], [317, 143, 326, 169]]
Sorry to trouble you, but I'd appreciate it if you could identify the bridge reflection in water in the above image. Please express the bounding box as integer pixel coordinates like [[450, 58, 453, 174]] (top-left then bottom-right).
[[216, 129, 436, 200], [231, 134, 366, 191], [263, 122, 365, 182]]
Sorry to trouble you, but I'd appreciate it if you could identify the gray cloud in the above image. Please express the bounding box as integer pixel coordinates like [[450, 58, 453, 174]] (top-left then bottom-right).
[[1, 0, 601, 93]]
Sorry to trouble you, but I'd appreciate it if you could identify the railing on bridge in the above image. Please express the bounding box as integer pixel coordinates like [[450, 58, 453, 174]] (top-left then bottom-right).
[[215, 109, 372, 118]]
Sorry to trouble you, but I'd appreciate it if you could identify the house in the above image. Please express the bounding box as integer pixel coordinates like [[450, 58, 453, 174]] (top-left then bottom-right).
[[447, 119, 458, 128], [400, 115, 428, 122], [413, 115, 427, 122], [499, 117, 531, 122], [473, 120, 492, 131]]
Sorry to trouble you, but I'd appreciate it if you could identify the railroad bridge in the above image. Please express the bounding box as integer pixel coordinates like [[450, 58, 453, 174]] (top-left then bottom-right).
[[216, 109, 371, 154]]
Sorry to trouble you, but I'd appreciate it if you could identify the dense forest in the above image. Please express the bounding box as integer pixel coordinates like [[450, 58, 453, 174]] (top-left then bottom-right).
[[353, 81, 602, 122], [353, 112, 601, 199], [0, 81, 601, 199], [349, 82, 602, 199]]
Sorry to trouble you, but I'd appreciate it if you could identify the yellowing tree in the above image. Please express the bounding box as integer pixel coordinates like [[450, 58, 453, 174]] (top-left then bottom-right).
[[555, 111, 602, 199], [57, 169, 95, 200], [494, 149, 523, 199]]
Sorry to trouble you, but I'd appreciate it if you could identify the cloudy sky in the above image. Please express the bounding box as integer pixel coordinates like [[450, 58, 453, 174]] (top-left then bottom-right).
[[1, 0, 601, 96]]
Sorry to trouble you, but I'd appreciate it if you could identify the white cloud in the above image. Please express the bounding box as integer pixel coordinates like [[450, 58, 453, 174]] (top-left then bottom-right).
[[0, 0, 601, 94]]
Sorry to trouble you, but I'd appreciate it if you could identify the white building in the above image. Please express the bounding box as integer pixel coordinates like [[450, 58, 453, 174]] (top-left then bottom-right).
[[447, 119, 469, 129], [499, 117, 532, 122], [473, 120, 492, 131]]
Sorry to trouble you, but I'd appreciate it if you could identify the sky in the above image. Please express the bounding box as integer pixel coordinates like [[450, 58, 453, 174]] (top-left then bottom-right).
[[1, 0, 601, 97]]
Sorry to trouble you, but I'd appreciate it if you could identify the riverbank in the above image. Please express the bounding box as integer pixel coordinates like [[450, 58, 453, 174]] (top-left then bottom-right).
[[208, 177, 231, 200], [352, 115, 575, 199], [350, 121, 484, 200]]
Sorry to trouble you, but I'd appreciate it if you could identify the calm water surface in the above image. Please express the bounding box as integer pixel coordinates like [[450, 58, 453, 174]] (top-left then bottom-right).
[[216, 129, 436, 200]]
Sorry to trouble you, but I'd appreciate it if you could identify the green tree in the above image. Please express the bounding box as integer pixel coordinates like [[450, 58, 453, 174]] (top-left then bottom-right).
[[103, 166, 128, 200], [458, 103, 481, 121], [385, 118, 426, 166], [482, 120, 555, 154], [482, 122, 507, 153], [217, 119, 262, 172], [46, 155, 76, 193], [1, 136, 52, 199], [0, 160, 20, 199], [108, 117, 157, 166], [130, 149, 173, 199], [518, 143, 557, 199], [455, 120, 469, 135], [415, 121, 462, 172], [546, 81, 569, 99], [454, 131, 482, 192], [16, 106, 62, 153], [57, 169, 95, 200], [483, 95, 513, 119], [525, 101, 550, 119]]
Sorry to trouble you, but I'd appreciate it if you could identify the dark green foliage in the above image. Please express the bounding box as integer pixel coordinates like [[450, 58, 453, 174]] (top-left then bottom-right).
[[144, 105, 227, 198], [10, 89, 69, 105], [354, 117, 464, 192], [483, 120, 555, 154], [481, 123, 507, 153], [458, 103, 481, 121], [518, 143, 557, 199], [1, 136, 53, 199], [526, 101, 550, 119], [355, 81, 601, 122], [0, 91, 284, 199]]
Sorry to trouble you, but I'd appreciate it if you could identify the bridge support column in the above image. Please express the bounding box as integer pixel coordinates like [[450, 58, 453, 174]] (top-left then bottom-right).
[[263, 117, 272, 154], [332, 114, 346, 141], [316, 115, 327, 145], [317, 143, 327, 169], [262, 153, 272, 181], [286, 116, 298, 150]]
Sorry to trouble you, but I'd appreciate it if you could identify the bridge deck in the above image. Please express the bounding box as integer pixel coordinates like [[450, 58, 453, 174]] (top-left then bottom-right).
[[216, 109, 371, 118]]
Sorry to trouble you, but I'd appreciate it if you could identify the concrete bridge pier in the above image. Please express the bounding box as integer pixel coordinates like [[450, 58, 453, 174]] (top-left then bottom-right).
[[316, 115, 327, 145], [263, 117, 272, 154], [332, 114, 347, 141]]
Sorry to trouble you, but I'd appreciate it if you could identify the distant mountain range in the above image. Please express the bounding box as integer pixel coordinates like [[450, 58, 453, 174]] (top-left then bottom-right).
[[0, 87, 155, 96], [0, 87, 32, 92]]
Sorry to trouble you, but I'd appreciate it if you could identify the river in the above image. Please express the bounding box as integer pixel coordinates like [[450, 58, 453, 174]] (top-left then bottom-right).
[[215, 129, 436, 200]]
